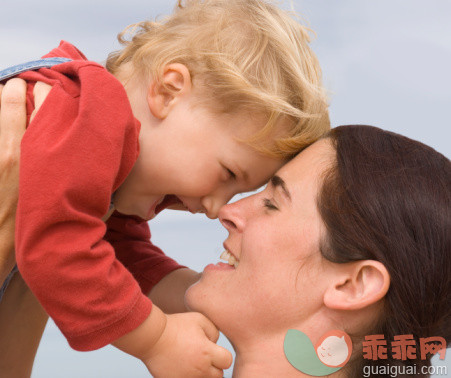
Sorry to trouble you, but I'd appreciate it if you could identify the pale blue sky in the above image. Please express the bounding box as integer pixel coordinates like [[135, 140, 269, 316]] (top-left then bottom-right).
[[1, 1, 449, 377]]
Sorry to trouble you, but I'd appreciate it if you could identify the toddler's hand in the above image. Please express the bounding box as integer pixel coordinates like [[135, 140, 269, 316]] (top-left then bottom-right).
[[144, 312, 232, 378]]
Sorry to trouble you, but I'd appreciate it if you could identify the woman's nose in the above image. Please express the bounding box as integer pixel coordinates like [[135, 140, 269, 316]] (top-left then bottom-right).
[[218, 200, 246, 232]]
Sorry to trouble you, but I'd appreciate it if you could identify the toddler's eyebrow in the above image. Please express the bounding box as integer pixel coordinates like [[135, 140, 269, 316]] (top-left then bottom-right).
[[270, 175, 291, 201]]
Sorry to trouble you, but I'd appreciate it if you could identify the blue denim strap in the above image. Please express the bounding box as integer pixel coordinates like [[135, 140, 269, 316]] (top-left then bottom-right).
[[0, 57, 72, 81], [0, 265, 18, 303]]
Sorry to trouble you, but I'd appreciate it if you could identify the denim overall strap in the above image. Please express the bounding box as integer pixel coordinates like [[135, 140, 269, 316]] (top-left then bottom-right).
[[0, 56, 72, 303], [0, 266, 18, 302], [0, 57, 72, 81]]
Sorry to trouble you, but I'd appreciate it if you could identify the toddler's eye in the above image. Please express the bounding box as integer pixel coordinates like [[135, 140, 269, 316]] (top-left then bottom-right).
[[263, 198, 278, 210], [226, 167, 236, 180]]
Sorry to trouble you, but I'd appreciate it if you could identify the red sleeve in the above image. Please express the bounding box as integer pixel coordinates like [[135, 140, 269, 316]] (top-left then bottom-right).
[[106, 212, 186, 295], [15, 52, 152, 351]]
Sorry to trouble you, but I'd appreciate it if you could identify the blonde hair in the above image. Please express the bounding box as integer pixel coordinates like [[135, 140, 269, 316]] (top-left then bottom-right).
[[106, 0, 330, 159]]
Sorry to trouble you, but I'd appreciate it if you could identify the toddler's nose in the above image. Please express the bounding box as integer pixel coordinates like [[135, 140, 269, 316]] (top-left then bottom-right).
[[204, 206, 220, 219], [202, 195, 230, 219]]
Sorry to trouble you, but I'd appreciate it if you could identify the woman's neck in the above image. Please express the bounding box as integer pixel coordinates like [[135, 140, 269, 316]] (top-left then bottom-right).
[[231, 332, 347, 378], [231, 334, 303, 377]]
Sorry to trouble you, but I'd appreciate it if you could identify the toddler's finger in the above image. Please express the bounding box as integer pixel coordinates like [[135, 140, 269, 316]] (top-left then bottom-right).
[[197, 313, 220, 342], [0, 78, 27, 144], [208, 366, 225, 378], [30, 81, 52, 123], [211, 344, 233, 370]]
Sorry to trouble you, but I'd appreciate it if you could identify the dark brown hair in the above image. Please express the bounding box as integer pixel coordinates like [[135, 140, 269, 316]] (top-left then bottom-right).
[[318, 125, 450, 377]]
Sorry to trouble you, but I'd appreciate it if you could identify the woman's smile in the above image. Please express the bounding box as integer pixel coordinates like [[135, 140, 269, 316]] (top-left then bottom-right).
[[204, 262, 236, 272], [219, 250, 240, 268]]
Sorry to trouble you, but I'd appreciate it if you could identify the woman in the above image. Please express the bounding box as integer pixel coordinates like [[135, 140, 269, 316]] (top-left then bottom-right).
[[0, 83, 450, 377], [186, 126, 450, 376]]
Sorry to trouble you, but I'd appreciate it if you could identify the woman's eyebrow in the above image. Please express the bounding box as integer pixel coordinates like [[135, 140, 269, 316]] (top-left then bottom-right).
[[270, 175, 291, 201]]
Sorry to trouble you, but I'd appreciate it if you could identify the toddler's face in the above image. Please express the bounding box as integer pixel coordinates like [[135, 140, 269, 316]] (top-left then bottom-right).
[[113, 99, 286, 220]]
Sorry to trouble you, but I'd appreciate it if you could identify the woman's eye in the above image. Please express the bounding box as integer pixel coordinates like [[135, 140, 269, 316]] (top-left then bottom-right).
[[263, 198, 278, 210]]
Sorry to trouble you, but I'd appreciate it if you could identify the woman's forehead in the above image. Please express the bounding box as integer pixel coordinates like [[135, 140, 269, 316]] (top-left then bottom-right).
[[277, 139, 334, 185]]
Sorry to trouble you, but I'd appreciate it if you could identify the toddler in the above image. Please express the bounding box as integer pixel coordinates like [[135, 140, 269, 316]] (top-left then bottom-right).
[[0, 0, 329, 376]]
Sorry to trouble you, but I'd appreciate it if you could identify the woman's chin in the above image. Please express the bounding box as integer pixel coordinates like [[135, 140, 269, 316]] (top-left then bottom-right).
[[184, 281, 203, 313], [184, 266, 243, 337], [185, 280, 224, 321]]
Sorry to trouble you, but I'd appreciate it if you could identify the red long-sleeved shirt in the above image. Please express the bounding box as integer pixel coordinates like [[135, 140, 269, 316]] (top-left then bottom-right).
[[14, 41, 184, 351]]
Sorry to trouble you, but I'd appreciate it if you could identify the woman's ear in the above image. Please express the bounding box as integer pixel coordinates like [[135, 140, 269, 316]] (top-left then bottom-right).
[[323, 260, 390, 311], [147, 63, 192, 119]]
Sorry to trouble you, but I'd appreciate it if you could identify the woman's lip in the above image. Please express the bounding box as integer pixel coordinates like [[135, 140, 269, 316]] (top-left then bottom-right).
[[204, 262, 235, 271]]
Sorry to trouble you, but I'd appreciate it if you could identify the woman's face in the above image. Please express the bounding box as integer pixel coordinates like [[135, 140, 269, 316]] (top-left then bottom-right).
[[185, 139, 336, 342]]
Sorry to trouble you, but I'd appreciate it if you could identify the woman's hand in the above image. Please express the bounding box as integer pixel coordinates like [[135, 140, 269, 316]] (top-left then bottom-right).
[[0, 78, 27, 283], [0, 79, 51, 283]]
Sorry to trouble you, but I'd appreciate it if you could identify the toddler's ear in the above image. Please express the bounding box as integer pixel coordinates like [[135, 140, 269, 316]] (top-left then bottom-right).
[[323, 260, 390, 311], [147, 63, 192, 119]]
